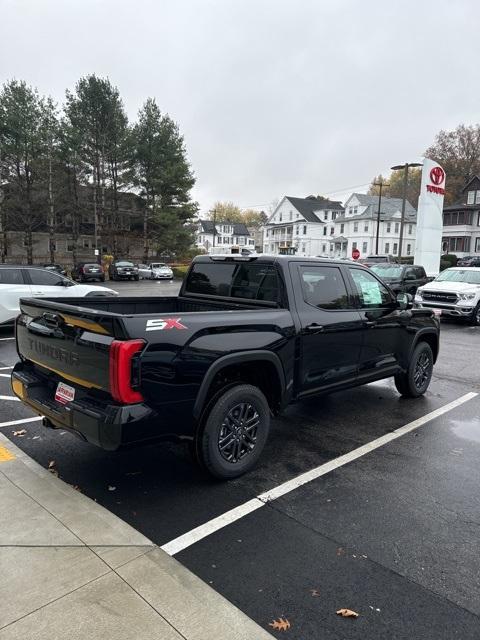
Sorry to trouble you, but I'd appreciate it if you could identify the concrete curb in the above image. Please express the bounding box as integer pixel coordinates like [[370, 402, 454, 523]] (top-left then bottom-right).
[[0, 433, 273, 639]]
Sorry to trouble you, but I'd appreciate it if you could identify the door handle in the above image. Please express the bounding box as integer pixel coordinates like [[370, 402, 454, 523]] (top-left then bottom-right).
[[305, 323, 324, 332]]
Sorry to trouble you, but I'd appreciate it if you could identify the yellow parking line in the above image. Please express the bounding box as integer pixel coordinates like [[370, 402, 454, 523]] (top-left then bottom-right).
[[0, 445, 15, 463]]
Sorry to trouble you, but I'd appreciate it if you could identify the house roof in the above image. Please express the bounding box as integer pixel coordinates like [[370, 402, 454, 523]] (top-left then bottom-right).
[[199, 220, 250, 236], [285, 196, 344, 223], [337, 193, 416, 221]]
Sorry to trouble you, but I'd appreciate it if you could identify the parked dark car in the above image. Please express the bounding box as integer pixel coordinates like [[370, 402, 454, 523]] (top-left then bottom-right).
[[12, 255, 440, 479], [456, 255, 480, 267], [71, 262, 105, 282], [108, 260, 139, 281], [370, 264, 430, 295], [358, 254, 399, 267], [43, 263, 67, 276]]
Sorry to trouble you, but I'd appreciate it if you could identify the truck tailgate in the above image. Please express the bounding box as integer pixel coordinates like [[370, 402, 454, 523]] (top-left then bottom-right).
[[16, 298, 127, 392]]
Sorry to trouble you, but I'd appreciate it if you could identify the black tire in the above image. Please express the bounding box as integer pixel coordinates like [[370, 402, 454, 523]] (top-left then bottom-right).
[[99, 276, 105, 282], [470, 303, 480, 326], [196, 384, 270, 479], [134, 275, 139, 281], [394, 342, 434, 398]]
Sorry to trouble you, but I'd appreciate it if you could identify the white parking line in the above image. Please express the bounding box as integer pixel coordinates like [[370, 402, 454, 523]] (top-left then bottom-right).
[[0, 416, 42, 428], [161, 392, 478, 556], [0, 373, 11, 378], [0, 367, 13, 370], [0, 395, 20, 401], [0, 337, 14, 341]]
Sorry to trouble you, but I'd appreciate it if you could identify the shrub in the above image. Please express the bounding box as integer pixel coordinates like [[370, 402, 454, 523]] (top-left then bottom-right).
[[172, 265, 189, 279], [440, 260, 452, 271], [442, 253, 458, 267]]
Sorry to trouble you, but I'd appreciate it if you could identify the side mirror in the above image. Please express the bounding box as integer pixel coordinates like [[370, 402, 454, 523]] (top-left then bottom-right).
[[396, 292, 413, 310]]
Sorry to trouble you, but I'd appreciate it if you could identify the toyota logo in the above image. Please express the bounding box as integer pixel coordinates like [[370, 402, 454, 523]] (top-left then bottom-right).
[[430, 166, 445, 185]]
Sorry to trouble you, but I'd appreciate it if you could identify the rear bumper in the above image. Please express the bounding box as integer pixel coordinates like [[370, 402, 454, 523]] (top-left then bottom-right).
[[11, 363, 157, 450]]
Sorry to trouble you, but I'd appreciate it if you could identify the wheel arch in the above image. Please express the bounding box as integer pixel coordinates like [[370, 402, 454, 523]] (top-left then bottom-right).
[[192, 350, 286, 420], [411, 329, 439, 363]]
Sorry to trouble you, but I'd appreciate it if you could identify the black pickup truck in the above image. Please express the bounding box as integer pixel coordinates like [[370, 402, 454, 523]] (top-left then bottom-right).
[[12, 255, 440, 479]]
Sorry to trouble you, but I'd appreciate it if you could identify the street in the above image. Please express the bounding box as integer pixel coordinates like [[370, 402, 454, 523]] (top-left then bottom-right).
[[1, 280, 479, 639]]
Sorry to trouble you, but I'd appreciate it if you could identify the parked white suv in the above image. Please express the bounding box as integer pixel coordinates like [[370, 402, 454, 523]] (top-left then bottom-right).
[[0, 265, 118, 325], [138, 263, 174, 280], [415, 267, 480, 325]]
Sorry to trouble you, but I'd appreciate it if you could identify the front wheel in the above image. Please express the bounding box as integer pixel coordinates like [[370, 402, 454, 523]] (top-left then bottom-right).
[[196, 384, 270, 479], [470, 303, 480, 326], [394, 342, 434, 398]]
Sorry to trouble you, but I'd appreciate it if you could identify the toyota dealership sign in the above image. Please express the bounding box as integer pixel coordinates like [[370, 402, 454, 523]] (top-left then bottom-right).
[[414, 158, 446, 276]]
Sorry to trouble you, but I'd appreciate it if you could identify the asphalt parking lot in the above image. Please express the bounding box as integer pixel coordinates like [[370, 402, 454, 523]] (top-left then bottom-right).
[[1, 280, 479, 639]]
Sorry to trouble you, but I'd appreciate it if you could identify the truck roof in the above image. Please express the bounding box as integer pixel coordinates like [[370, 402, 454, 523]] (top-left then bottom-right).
[[193, 254, 359, 267]]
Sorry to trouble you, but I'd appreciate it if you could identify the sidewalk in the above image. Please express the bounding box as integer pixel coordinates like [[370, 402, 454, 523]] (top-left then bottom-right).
[[0, 434, 273, 640]]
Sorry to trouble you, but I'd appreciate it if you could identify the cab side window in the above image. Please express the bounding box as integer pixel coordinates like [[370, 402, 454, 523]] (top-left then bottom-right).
[[349, 268, 392, 308], [300, 266, 350, 310]]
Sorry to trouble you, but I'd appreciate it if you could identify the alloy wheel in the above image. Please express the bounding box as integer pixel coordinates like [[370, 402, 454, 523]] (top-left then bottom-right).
[[218, 402, 260, 463], [413, 351, 431, 389]]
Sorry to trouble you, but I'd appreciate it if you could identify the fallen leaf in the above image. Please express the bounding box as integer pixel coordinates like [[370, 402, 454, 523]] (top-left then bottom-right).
[[32, 435, 40, 440], [13, 429, 26, 436], [269, 618, 291, 631], [336, 608, 359, 618], [48, 460, 56, 469], [49, 468, 59, 477], [311, 589, 320, 597], [108, 485, 116, 491]]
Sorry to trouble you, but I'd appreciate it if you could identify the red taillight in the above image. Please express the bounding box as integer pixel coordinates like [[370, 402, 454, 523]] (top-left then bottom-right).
[[109, 339, 145, 404]]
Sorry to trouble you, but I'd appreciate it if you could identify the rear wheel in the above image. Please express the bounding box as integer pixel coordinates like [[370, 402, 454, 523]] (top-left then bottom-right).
[[195, 384, 270, 479], [394, 342, 433, 398]]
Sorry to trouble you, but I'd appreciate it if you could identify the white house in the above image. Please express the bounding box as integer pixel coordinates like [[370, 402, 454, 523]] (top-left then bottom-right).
[[196, 220, 256, 254], [263, 195, 345, 256], [331, 193, 417, 259], [442, 176, 480, 257]]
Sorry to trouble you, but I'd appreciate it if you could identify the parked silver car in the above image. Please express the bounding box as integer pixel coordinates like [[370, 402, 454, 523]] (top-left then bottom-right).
[[137, 263, 174, 280]]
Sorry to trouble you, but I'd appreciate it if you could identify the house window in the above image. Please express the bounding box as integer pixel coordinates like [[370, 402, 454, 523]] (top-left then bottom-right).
[[364, 223, 369, 232], [353, 207, 358, 214], [279, 213, 282, 221], [393, 243, 398, 254], [407, 244, 412, 255], [352, 242, 357, 250], [476, 237, 480, 252], [324, 211, 328, 221], [330, 227, 334, 235], [296, 226, 299, 235], [467, 191, 475, 205], [67, 243, 75, 252], [332, 212, 337, 220], [322, 244, 327, 253], [442, 237, 471, 252], [385, 242, 390, 253], [362, 242, 368, 253], [340, 223, 344, 234], [349, 208, 353, 215], [83, 239, 90, 249], [353, 221, 358, 232], [386, 222, 391, 233], [302, 243, 306, 253], [303, 225, 307, 235], [476, 192, 480, 204], [289, 211, 293, 220], [323, 227, 327, 236], [408, 224, 413, 234], [394, 222, 399, 233]]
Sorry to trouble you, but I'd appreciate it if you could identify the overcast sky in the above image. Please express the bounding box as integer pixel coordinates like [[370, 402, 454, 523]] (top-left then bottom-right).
[[1, 0, 478, 212]]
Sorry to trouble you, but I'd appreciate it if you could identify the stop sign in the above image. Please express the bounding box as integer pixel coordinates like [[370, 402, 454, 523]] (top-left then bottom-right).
[[352, 248, 360, 260]]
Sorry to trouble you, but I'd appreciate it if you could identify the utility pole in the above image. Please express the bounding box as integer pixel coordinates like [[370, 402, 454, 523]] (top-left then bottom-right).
[[212, 208, 217, 248], [391, 162, 423, 261], [374, 179, 389, 254]]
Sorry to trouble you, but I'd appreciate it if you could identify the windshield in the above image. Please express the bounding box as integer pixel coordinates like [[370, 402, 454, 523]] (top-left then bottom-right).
[[115, 261, 134, 267], [151, 263, 167, 269], [370, 265, 404, 279], [435, 269, 480, 285]]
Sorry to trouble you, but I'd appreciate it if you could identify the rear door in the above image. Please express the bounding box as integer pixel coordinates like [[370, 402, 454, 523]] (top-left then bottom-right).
[[346, 266, 406, 379], [292, 263, 363, 395], [26, 268, 69, 296], [0, 268, 30, 324]]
